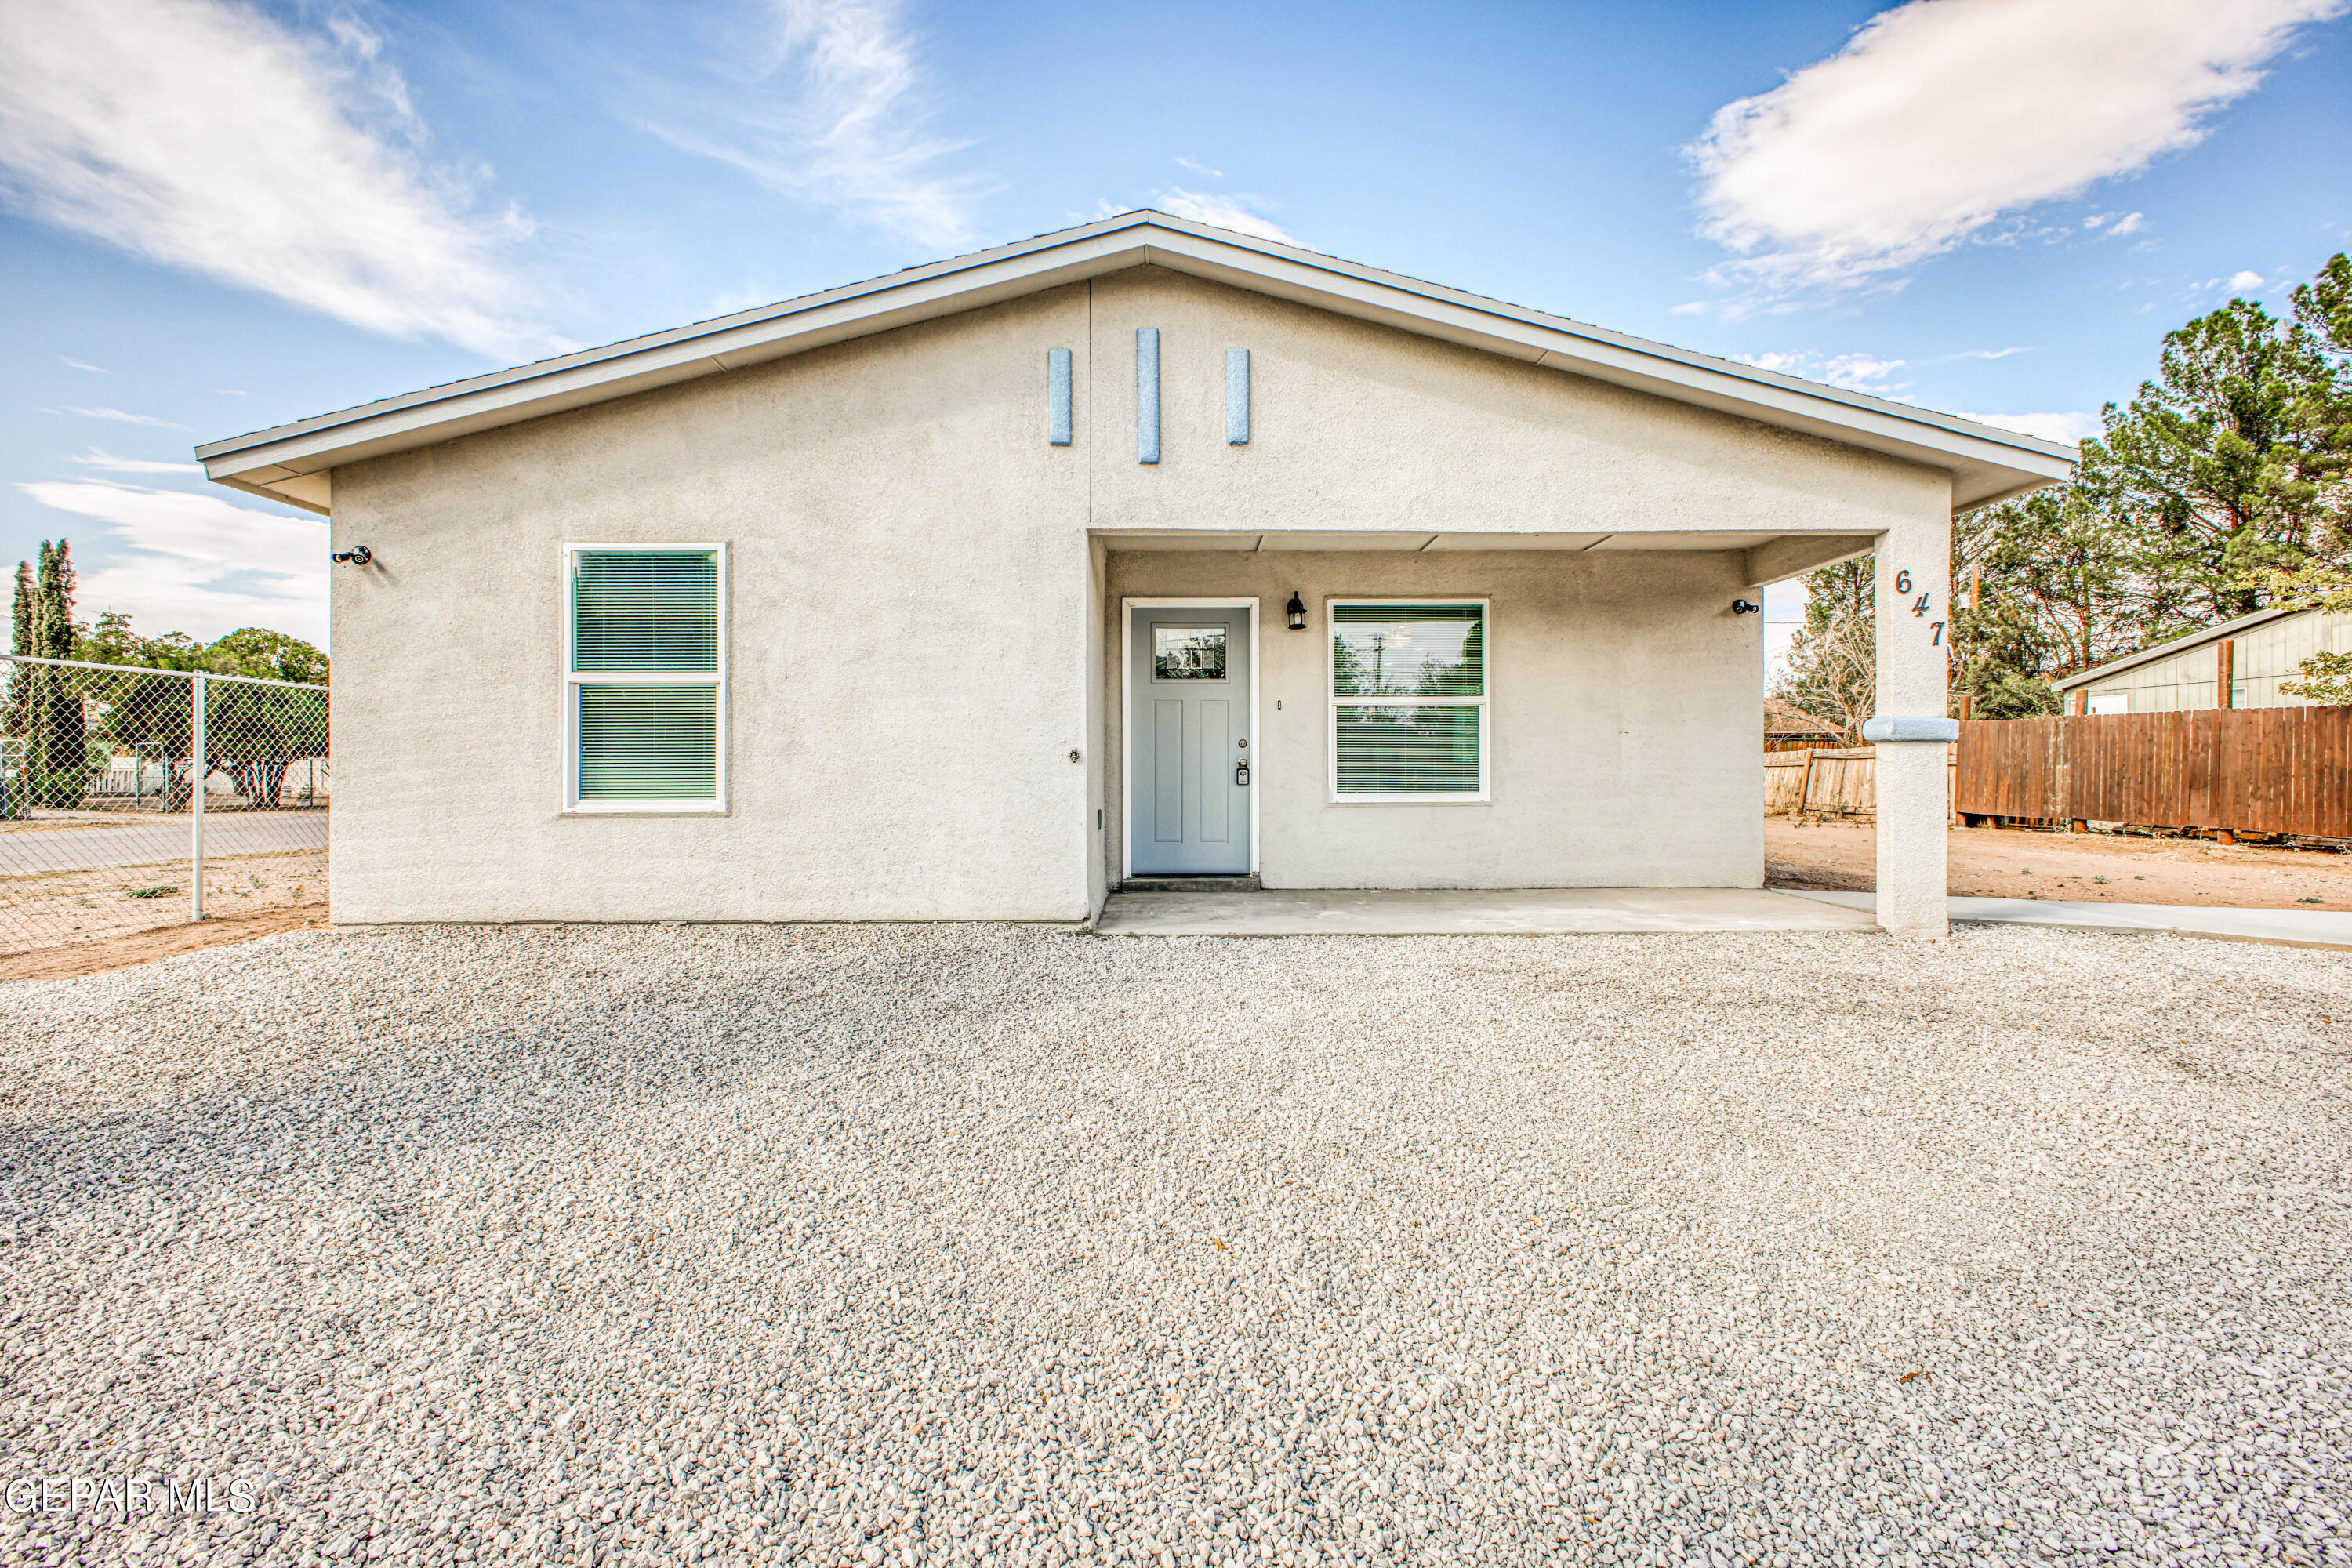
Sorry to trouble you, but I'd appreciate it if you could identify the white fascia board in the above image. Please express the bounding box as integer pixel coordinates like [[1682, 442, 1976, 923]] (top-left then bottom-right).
[[198, 212, 2075, 513], [196, 230, 1153, 488]]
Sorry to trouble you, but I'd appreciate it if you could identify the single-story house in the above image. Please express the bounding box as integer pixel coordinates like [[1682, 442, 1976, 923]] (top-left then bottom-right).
[[2055, 602, 2352, 714], [197, 212, 2073, 938]]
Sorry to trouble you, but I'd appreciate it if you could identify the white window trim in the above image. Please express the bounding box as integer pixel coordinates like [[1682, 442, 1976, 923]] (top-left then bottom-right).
[[1327, 596, 1490, 805], [1119, 597, 1261, 882], [561, 542, 728, 815]]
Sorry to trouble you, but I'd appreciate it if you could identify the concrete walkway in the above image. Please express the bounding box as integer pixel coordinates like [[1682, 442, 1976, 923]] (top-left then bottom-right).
[[0, 815, 326, 873], [1094, 886, 1880, 936], [1783, 890, 2352, 951]]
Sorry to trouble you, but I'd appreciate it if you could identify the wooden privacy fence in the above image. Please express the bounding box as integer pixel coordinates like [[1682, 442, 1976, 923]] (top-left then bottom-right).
[[1765, 747, 1882, 818], [1955, 709, 2352, 837]]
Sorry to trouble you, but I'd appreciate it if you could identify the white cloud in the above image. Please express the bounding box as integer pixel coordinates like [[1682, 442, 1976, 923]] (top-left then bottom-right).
[[2227, 269, 2267, 290], [15, 479, 327, 645], [1737, 350, 1910, 395], [70, 448, 202, 474], [646, 0, 977, 249], [1686, 0, 2346, 304], [1175, 157, 1225, 180], [1148, 190, 1298, 245], [1121, 190, 1294, 245], [1955, 410, 2103, 443], [50, 406, 186, 429], [0, 0, 555, 358], [2107, 212, 2147, 236], [60, 357, 108, 372]]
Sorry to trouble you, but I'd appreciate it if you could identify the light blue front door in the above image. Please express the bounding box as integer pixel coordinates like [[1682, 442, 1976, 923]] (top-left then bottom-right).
[[1131, 607, 1252, 876]]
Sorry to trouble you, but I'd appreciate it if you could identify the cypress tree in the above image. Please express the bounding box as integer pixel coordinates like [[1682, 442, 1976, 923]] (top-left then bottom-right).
[[8, 559, 29, 657], [2, 560, 27, 815], [29, 540, 85, 805]]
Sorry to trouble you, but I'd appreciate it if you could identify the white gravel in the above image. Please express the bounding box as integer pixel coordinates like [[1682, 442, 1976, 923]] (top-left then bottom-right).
[[2, 924, 2349, 1568]]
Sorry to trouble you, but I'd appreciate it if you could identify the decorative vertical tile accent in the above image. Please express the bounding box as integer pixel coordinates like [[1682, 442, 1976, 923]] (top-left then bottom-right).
[[1136, 328, 1160, 464], [1047, 348, 1073, 446], [1225, 348, 1250, 445]]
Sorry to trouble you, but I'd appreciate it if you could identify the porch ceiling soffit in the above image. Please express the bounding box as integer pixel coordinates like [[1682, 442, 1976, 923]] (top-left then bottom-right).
[[1097, 528, 1881, 570], [197, 212, 2075, 517]]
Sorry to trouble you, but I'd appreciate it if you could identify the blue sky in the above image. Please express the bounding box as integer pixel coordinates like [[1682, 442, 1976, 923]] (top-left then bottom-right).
[[4, 0, 2348, 659]]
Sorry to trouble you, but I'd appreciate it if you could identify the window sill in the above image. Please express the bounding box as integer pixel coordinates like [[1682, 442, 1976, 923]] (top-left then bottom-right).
[[561, 802, 730, 817], [1325, 795, 1492, 806]]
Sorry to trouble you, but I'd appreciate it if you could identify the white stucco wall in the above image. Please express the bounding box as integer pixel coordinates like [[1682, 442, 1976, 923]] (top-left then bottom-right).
[[329, 285, 1102, 924], [1872, 511, 1954, 939], [325, 265, 1947, 924], [1103, 550, 1763, 889]]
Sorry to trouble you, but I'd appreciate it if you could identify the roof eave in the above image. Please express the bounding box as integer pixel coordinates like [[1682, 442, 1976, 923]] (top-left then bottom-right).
[[198, 212, 2077, 513], [2050, 603, 2310, 690]]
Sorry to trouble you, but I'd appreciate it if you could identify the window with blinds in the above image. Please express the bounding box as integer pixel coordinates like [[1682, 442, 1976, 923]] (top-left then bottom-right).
[[566, 546, 724, 810], [1330, 601, 1488, 800]]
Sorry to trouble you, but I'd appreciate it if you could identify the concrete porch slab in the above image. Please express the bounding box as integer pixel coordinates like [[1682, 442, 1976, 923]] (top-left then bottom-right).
[[1093, 886, 1882, 936]]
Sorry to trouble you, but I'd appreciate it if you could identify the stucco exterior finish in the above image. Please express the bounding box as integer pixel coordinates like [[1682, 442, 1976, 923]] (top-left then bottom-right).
[[1105, 550, 1761, 889], [1082, 270, 1944, 537], [330, 285, 1102, 925], [325, 265, 1947, 926]]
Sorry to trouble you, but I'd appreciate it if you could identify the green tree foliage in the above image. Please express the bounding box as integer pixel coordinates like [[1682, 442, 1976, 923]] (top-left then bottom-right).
[[1946, 484, 2143, 713], [2259, 564, 2352, 705], [2262, 258, 2352, 705], [19, 541, 89, 807], [3, 574, 330, 811], [205, 626, 331, 684], [2094, 286, 2350, 619], [1787, 252, 2352, 717], [0, 561, 28, 817]]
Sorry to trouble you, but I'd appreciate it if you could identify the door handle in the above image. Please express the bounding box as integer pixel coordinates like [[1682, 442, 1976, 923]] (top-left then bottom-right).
[[1235, 759, 1250, 786]]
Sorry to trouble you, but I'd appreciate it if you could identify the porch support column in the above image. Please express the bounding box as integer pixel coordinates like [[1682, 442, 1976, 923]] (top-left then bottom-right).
[[1870, 512, 1952, 939]]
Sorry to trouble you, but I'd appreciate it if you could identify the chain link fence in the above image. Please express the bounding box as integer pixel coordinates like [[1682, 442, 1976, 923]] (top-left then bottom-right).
[[1, 654, 329, 959]]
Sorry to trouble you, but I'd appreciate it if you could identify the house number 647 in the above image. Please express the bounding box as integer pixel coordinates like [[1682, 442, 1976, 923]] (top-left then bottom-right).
[[1893, 570, 1944, 644]]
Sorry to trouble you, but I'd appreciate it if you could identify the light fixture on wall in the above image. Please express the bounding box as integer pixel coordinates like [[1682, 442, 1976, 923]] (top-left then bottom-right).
[[1730, 598, 1759, 615], [1286, 593, 1307, 630], [332, 545, 373, 566]]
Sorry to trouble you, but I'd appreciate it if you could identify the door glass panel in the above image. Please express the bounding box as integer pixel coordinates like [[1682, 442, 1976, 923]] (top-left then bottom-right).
[[1153, 626, 1227, 681]]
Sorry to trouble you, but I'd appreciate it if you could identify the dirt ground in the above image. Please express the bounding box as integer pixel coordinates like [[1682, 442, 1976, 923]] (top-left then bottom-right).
[[0, 848, 326, 979], [0, 904, 326, 982], [1768, 818, 2352, 906]]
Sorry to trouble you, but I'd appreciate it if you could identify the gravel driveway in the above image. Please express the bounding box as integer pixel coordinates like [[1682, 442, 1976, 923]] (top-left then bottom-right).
[[2, 925, 2347, 1568]]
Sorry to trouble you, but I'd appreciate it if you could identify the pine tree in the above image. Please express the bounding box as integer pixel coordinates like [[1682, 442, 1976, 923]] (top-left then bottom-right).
[[2096, 292, 2347, 620]]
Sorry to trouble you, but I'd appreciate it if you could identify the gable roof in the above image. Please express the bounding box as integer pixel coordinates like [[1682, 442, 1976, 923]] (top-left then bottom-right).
[[2051, 601, 2321, 691], [196, 210, 2077, 516]]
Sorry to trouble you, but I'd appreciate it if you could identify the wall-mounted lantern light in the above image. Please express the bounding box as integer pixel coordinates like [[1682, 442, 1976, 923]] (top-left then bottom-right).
[[1286, 593, 1307, 630], [332, 545, 373, 566]]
